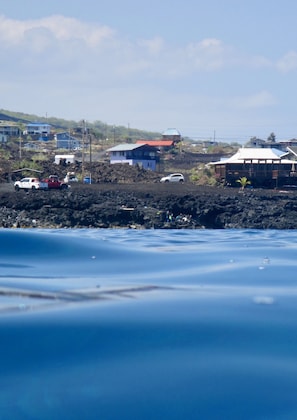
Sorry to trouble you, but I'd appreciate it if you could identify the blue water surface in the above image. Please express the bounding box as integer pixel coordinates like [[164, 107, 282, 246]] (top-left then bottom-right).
[[1, 228, 297, 419]]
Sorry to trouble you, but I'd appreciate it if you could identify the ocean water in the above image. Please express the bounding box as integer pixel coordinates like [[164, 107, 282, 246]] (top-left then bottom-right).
[[1, 228, 297, 419]]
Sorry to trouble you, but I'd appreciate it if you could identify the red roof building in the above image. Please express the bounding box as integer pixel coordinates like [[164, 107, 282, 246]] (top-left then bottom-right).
[[136, 140, 174, 148]]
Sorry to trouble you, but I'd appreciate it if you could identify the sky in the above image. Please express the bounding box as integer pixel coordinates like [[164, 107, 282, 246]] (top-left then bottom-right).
[[1, 0, 297, 143]]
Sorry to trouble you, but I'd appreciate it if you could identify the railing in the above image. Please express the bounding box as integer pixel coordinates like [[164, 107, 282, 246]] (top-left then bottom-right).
[[226, 169, 295, 179]]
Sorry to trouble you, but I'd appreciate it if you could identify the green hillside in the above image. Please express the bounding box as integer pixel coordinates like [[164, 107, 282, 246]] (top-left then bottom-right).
[[0, 109, 162, 141]]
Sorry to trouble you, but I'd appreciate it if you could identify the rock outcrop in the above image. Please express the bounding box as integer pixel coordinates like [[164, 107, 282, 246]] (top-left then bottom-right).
[[1, 183, 297, 229]]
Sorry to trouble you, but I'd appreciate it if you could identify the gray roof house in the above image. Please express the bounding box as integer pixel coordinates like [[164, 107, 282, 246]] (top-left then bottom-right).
[[107, 143, 159, 171]]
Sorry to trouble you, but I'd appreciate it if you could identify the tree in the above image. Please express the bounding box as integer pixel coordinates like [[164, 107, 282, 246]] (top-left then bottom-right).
[[267, 132, 276, 143], [236, 176, 251, 190]]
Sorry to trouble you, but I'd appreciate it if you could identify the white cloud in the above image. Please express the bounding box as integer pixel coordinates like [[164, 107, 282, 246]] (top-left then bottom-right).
[[0, 14, 282, 82], [185, 38, 230, 70], [276, 51, 297, 73], [0, 14, 114, 48], [0, 14, 272, 80], [137, 37, 165, 55], [183, 38, 273, 73], [0, 13, 294, 139], [232, 91, 277, 109]]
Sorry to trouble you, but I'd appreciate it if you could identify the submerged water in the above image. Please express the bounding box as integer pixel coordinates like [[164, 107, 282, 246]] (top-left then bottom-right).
[[1, 228, 297, 419]]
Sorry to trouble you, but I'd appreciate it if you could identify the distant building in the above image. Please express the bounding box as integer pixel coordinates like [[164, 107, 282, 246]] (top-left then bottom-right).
[[54, 154, 76, 165], [202, 140, 218, 148], [162, 128, 181, 143], [55, 132, 81, 150], [135, 128, 180, 151], [209, 147, 297, 188], [107, 143, 159, 170], [24, 123, 51, 140], [0, 123, 20, 137], [245, 138, 266, 148], [244, 137, 297, 153], [278, 139, 297, 151], [23, 142, 42, 151], [135, 139, 174, 151]]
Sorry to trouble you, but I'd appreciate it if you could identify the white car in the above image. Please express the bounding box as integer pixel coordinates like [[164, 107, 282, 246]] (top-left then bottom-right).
[[14, 177, 48, 191], [64, 172, 78, 183], [160, 173, 185, 183]]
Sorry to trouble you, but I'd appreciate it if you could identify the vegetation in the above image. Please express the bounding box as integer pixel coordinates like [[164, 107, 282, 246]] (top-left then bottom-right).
[[267, 132, 276, 142], [0, 109, 241, 186], [0, 109, 162, 142], [11, 158, 42, 171], [236, 176, 251, 190], [189, 164, 219, 186]]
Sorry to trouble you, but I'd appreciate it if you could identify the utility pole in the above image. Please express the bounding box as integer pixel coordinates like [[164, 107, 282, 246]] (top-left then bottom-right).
[[68, 127, 71, 151], [19, 132, 22, 160], [89, 131, 92, 184], [82, 120, 86, 181]]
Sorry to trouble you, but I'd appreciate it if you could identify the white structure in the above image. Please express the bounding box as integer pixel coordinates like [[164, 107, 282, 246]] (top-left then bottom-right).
[[54, 154, 75, 165], [209, 147, 291, 165], [162, 128, 181, 143], [209, 147, 296, 188]]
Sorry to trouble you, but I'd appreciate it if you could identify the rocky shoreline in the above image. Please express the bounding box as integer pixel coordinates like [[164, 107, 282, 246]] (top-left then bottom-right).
[[1, 182, 297, 229]]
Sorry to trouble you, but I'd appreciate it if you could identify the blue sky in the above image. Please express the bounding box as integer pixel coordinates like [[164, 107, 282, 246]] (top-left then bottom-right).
[[1, 0, 297, 142]]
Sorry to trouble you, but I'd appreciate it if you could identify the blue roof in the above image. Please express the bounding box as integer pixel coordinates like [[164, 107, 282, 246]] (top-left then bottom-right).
[[162, 128, 181, 136], [27, 122, 51, 127]]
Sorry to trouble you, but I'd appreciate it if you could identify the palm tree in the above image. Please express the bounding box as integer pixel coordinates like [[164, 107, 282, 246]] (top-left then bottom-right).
[[236, 176, 251, 190]]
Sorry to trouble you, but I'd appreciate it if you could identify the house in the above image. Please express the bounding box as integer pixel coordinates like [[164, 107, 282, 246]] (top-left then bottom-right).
[[55, 132, 81, 150], [0, 123, 20, 137], [107, 143, 159, 170], [244, 137, 297, 153], [24, 122, 51, 140], [209, 147, 297, 188], [23, 142, 42, 151], [162, 128, 181, 144], [287, 146, 297, 158], [202, 140, 218, 148], [245, 138, 267, 148], [135, 139, 174, 151], [278, 139, 297, 152]]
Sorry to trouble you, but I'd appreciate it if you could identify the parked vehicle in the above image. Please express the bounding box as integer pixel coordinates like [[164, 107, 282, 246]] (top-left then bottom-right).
[[160, 173, 185, 183], [42, 175, 69, 190], [83, 176, 91, 184], [64, 172, 78, 183], [14, 178, 48, 191]]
